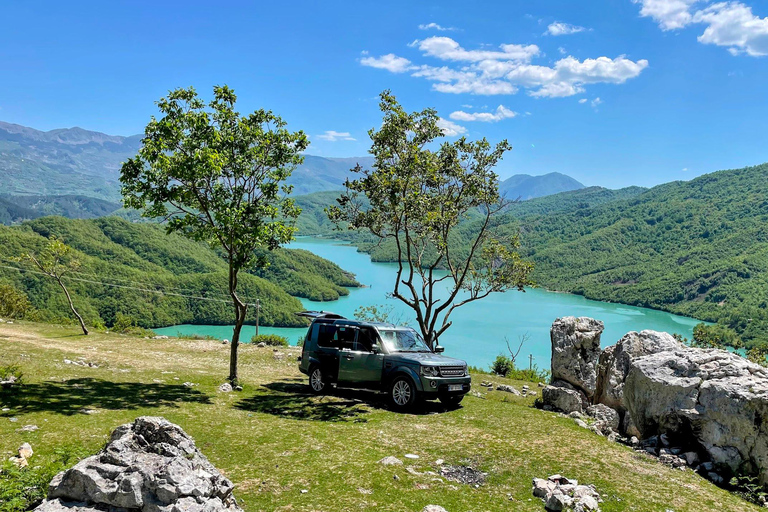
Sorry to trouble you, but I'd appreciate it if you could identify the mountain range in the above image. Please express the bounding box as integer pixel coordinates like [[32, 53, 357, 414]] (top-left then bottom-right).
[[0, 121, 584, 204]]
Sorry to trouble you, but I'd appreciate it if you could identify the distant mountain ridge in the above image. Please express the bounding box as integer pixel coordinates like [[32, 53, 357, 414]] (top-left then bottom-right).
[[0, 121, 586, 202], [499, 172, 584, 200]]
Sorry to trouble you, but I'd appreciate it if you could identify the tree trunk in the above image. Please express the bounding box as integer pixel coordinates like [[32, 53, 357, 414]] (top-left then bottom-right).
[[57, 277, 88, 335], [228, 264, 247, 384]]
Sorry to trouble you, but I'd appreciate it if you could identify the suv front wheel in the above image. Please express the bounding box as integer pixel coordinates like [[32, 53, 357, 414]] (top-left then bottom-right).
[[308, 365, 327, 394], [389, 375, 419, 411]]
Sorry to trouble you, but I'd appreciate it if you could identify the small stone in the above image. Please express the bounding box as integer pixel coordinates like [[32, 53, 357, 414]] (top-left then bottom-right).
[[422, 506, 448, 512], [9, 417, 18, 422], [578, 495, 600, 511], [496, 384, 521, 395], [435, 459, 444, 465], [18, 443, 33, 459], [20, 424, 38, 432], [574, 419, 588, 429], [405, 453, 419, 459], [182, 382, 196, 387], [683, 451, 700, 466], [629, 436, 639, 446], [300, 489, 308, 494], [8, 455, 27, 467], [1, 407, 9, 412], [393, 474, 400, 481], [545, 492, 573, 511], [532, 478, 555, 498], [378, 456, 403, 466], [256, 342, 266, 348]]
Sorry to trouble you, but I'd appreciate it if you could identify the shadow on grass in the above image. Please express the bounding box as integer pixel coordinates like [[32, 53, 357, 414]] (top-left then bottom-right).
[[234, 378, 458, 421], [0, 378, 212, 416]]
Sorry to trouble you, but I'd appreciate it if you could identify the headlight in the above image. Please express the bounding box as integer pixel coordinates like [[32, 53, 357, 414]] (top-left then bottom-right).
[[420, 366, 440, 377]]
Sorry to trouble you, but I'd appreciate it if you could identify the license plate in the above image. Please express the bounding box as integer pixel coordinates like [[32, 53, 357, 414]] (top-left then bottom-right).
[[448, 384, 463, 392]]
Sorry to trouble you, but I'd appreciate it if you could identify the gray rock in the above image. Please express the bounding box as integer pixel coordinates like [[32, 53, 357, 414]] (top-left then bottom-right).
[[36, 416, 242, 512], [532, 478, 556, 498], [422, 506, 448, 512], [545, 492, 573, 511], [586, 404, 620, 432], [682, 451, 700, 466], [550, 317, 604, 399], [595, 330, 680, 412], [542, 382, 586, 414], [377, 456, 403, 466], [624, 346, 768, 485], [576, 495, 599, 511], [495, 384, 521, 395], [574, 419, 589, 429]]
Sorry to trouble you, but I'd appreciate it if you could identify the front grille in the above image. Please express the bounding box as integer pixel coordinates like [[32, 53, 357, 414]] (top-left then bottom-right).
[[439, 366, 465, 377]]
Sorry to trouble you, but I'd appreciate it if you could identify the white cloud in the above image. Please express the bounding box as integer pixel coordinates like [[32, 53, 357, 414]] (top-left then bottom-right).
[[546, 22, 587, 36], [591, 97, 603, 107], [682, 167, 689, 171], [578, 98, 588, 103], [317, 131, 356, 142], [436, 118, 467, 136], [418, 22, 457, 31], [449, 105, 517, 122], [359, 36, 648, 97], [634, 0, 768, 56], [415, 36, 540, 62], [360, 53, 413, 73], [558, 46, 568, 55], [693, 2, 768, 56], [633, 0, 699, 30]]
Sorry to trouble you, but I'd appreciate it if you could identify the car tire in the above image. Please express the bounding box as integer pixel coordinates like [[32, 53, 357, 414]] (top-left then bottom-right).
[[308, 365, 327, 394], [388, 375, 420, 411], [439, 395, 464, 408]]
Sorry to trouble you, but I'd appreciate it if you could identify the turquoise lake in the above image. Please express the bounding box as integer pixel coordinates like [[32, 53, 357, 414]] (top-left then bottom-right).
[[155, 237, 703, 370]]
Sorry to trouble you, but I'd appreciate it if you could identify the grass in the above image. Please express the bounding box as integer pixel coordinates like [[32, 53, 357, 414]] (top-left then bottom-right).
[[0, 320, 759, 512]]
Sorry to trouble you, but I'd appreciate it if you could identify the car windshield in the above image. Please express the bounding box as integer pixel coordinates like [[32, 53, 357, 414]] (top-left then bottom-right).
[[378, 328, 431, 353]]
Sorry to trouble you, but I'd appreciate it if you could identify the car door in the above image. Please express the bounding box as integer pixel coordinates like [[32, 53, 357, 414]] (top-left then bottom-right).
[[338, 327, 385, 388], [315, 323, 340, 382]]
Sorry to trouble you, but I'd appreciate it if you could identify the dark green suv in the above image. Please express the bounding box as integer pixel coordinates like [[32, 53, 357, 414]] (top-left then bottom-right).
[[297, 311, 471, 410]]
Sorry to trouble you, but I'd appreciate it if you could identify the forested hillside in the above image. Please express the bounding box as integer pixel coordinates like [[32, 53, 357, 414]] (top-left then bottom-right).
[[0, 194, 121, 224], [304, 164, 768, 348], [0, 216, 358, 329]]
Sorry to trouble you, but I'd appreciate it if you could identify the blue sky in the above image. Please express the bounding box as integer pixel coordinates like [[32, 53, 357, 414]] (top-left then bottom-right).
[[1, 0, 767, 188]]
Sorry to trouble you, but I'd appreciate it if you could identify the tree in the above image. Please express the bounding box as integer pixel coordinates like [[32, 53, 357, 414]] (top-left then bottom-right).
[[0, 283, 32, 319], [328, 91, 534, 348], [120, 85, 308, 383], [18, 237, 88, 334]]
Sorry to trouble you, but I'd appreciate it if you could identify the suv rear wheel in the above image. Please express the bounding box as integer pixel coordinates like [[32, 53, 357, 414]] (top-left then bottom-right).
[[308, 365, 327, 394], [389, 375, 419, 411]]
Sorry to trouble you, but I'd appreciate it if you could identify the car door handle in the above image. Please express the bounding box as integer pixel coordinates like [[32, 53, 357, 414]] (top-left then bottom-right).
[[343, 355, 354, 360]]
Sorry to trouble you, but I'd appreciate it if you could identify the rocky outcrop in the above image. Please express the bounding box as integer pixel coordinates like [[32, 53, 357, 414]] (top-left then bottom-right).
[[624, 347, 768, 484], [595, 330, 681, 411], [542, 381, 587, 414], [550, 317, 604, 400], [35, 416, 242, 512]]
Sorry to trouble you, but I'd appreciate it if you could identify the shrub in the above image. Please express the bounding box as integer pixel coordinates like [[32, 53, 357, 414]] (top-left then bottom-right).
[[0, 364, 23, 386], [0, 284, 32, 319], [251, 334, 289, 347], [0, 446, 87, 512], [490, 354, 550, 382], [491, 355, 514, 377], [111, 313, 156, 337]]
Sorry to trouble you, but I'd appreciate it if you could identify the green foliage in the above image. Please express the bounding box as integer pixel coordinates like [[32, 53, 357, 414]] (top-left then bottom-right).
[[0, 446, 88, 512], [0, 363, 23, 385], [490, 354, 550, 382], [729, 473, 768, 507], [0, 195, 121, 225], [0, 283, 32, 319], [328, 91, 534, 346], [353, 304, 404, 325], [0, 216, 355, 330], [251, 334, 289, 347], [111, 313, 156, 337], [690, 323, 742, 349]]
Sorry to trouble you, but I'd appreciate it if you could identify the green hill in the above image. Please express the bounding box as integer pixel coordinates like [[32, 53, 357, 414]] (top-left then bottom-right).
[[0, 195, 121, 224], [0, 216, 359, 330]]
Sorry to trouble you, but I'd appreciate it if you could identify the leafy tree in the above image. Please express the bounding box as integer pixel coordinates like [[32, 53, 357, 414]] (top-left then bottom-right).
[[353, 304, 405, 326], [18, 237, 88, 335], [329, 91, 534, 348], [0, 283, 32, 319], [690, 323, 742, 349], [120, 85, 308, 383]]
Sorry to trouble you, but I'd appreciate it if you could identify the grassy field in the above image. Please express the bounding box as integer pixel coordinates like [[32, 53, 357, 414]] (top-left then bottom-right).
[[0, 321, 758, 512]]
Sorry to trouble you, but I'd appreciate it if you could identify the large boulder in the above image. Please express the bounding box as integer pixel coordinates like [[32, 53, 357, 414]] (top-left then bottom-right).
[[550, 317, 604, 399], [542, 381, 587, 414], [624, 347, 768, 484], [35, 417, 242, 512], [595, 330, 681, 411]]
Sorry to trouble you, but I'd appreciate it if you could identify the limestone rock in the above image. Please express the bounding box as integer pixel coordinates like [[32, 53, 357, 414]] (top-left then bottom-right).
[[595, 330, 680, 411], [586, 404, 620, 433], [35, 416, 242, 512], [495, 384, 521, 395], [624, 346, 768, 485], [550, 317, 604, 399], [422, 506, 448, 512], [542, 381, 587, 414], [377, 456, 403, 466]]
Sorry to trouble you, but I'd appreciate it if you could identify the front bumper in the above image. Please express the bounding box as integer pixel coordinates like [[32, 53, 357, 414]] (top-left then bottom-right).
[[418, 375, 472, 396]]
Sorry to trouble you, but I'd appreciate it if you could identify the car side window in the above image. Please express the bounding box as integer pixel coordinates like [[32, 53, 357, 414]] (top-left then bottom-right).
[[317, 324, 339, 348], [355, 328, 375, 352], [336, 326, 356, 350]]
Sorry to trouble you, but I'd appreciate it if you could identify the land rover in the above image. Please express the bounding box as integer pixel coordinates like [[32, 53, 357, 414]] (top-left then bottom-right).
[[297, 311, 471, 410]]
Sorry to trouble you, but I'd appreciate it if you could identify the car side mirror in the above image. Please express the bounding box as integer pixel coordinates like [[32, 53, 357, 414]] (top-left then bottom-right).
[[371, 343, 381, 354], [434, 345, 445, 353]]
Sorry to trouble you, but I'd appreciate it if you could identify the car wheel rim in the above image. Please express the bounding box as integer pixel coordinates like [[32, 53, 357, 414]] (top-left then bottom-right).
[[311, 369, 324, 391], [392, 380, 411, 406]]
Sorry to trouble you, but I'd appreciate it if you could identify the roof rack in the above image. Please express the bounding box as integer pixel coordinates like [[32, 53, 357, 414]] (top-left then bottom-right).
[[295, 310, 346, 320]]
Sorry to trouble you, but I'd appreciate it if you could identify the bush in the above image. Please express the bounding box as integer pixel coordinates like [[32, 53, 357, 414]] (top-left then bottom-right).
[[251, 334, 289, 347], [111, 313, 156, 337], [490, 354, 550, 382], [0, 446, 87, 512], [0, 283, 32, 319]]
